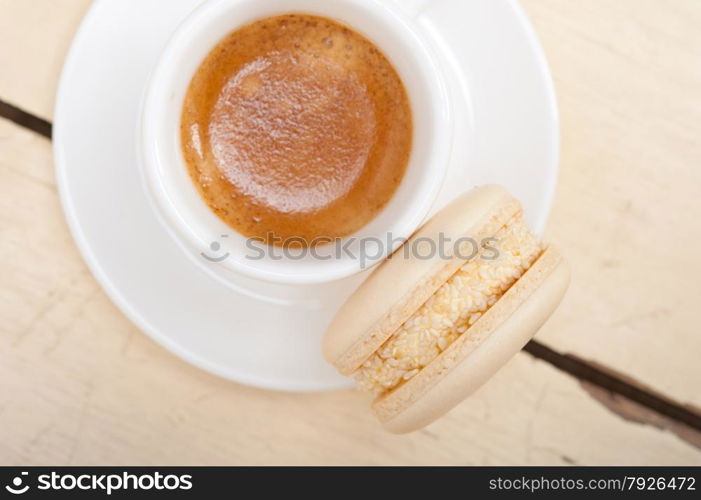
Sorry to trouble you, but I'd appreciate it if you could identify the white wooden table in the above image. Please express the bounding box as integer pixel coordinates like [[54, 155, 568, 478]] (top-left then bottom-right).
[[0, 0, 699, 464]]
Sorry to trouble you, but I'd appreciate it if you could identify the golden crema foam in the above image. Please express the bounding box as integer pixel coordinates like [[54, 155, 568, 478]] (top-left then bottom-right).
[[181, 14, 412, 246]]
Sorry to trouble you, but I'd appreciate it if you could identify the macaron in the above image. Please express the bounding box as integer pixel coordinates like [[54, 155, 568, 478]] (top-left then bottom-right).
[[323, 185, 569, 433]]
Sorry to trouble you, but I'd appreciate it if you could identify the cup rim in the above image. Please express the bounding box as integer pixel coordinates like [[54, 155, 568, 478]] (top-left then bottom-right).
[[140, 0, 453, 285]]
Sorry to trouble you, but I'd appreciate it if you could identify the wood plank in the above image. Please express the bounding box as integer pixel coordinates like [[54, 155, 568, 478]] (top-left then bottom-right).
[[1, 118, 699, 464], [519, 0, 701, 408], [0, 0, 92, 120]]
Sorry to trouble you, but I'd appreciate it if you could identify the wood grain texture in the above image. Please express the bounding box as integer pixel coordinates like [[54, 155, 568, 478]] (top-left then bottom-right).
[[519, 0, 701, 407], [0, 0, 92, 120], [0, 117, 698, 464], [0, 0, 700, 463]]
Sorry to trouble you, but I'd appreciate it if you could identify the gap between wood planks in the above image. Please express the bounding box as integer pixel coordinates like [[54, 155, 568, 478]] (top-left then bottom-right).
[[1, 98, 699, 447], [0, 100, 52, 139], [524, 343, 701, 448]]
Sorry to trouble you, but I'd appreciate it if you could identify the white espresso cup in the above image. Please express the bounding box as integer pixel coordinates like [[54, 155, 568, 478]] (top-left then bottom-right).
[[140, 0, 452, 285]]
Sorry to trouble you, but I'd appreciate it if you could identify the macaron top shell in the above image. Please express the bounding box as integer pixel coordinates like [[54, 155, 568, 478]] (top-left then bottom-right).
[[323, 185, 521, 375]]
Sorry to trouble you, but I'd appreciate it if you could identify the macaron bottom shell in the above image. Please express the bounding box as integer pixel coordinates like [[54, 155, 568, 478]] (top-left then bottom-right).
[[374, 246, 569, 433]]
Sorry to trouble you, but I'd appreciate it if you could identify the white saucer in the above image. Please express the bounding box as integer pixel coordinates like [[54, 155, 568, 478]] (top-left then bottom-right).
[[54, 0, 558, 391]]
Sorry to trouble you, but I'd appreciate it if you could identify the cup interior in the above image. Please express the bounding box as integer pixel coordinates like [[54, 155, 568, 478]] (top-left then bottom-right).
[[141, 0, 452, 284]]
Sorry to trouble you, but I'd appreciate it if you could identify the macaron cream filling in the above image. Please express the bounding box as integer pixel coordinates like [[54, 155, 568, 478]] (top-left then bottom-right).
[[354, 213, 543, 395]]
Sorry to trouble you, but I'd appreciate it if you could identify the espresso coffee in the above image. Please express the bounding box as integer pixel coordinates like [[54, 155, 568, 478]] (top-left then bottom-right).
[[181, 14, 412, 245]]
